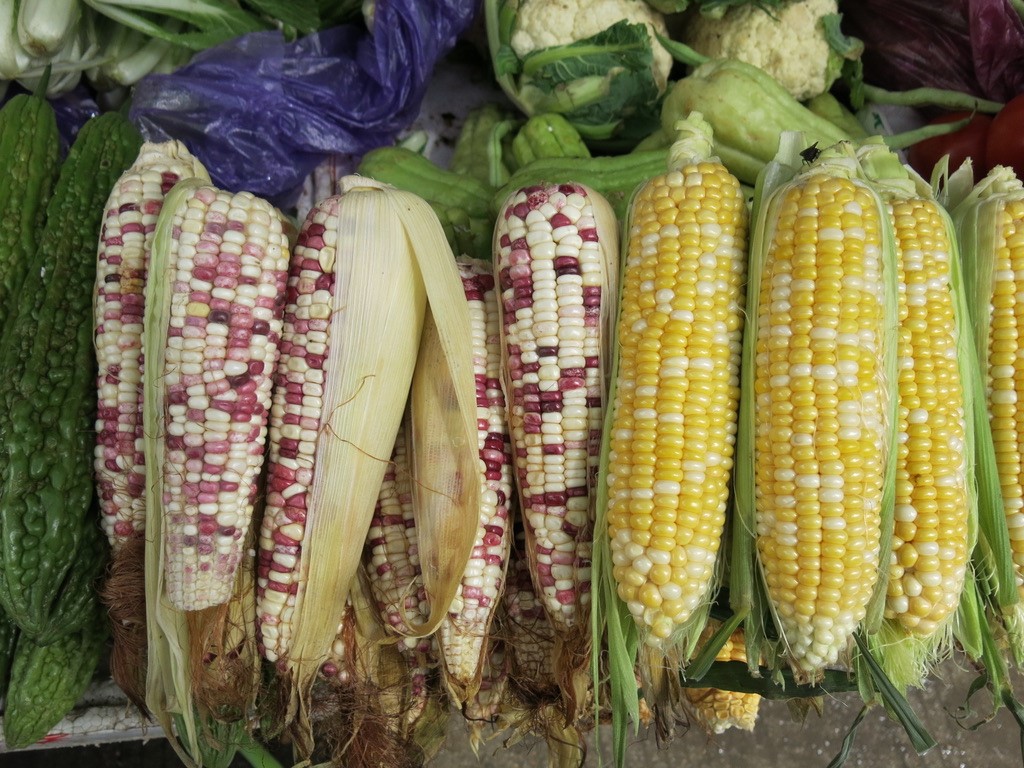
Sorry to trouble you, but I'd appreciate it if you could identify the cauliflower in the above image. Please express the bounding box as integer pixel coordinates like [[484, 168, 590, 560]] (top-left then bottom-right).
[[510, 0, 674, 92], [680, 0, 841, 101]]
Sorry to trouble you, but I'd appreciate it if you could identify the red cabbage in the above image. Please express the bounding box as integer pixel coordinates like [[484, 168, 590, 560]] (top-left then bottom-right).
[[840, 0, 1024, 102]]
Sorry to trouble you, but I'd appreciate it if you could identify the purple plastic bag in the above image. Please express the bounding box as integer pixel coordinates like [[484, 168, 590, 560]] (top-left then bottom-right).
[[129, 0, 480, 206], [841, 0, 1024, 103]]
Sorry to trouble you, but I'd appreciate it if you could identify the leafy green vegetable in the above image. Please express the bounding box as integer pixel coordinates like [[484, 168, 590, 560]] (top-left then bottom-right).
[[81, 0, 270, 51]]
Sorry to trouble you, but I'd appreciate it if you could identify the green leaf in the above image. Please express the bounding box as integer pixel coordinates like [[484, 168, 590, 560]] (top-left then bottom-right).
[[83, 0, 269, 51], [825, 706, 868, 768], [241, 0, 320, 33], [515, 20, 663, 144], [854, 633, 936, 755]]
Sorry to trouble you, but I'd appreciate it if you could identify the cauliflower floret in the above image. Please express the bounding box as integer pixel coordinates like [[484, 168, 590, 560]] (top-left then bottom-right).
[[681, 0, 840, 101], [510, 0, 674, 92]]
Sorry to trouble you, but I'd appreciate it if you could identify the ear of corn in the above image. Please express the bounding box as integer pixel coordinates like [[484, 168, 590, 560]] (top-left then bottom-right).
[[732, 134, 899, 685], [950, 165, 1024, 659], [255, 177, 480, 756], [855, 141, 974, 691], [143, 178, 290, 762], [437, 259, 514, 706], [94, 141, 210, 550], [494, 180, 618, 637], [601, 114, 748, 655], [683, 623, 760, 734]]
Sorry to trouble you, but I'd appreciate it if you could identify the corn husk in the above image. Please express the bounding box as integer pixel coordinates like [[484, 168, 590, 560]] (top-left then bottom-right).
[[271, 177, 480, 756]]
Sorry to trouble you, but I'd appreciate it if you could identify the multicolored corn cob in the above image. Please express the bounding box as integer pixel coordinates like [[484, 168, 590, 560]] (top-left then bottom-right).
[[439, 259, 513, 701], [147, 180, 290, 611], [255, 195, 346, 665], [94, 141, 208, 548], [494, 182, 617, 634]]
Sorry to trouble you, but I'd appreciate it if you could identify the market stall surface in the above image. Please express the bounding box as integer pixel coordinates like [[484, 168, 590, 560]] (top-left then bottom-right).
[[1, 658, 1019, 767]]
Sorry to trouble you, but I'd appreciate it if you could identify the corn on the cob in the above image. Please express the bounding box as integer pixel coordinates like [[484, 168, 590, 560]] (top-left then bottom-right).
[[439, 260, 513, 703], [146, 181, 290, 611], [254, 178, 479, 754], [605, 120, 747, 646], [364, 420, 429, 637], [463, 637, 510, 754], [142, 178, 290, 761], [494, 182, 617, 634], [94, 141, 209, 548], [884, 197, 969, 636], [684, 625, 760, 734], [981, 197, 1024, 593], [751, 166, 891, 681]]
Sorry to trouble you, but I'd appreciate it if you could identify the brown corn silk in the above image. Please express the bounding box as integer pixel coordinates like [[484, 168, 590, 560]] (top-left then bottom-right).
[[308, 581, 446, 768], [254, 177, 480, 754], [93, 141, 210, 711], [143, 179, 290, 762]]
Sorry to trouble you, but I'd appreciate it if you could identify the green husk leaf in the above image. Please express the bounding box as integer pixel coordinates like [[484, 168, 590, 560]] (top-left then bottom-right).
[[854, 634, 936, 754], [825, 705, 868, 768]]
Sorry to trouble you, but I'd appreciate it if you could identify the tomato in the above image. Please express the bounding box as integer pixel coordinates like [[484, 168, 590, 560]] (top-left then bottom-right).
[[986, 94, 1024, 178], [907, 111, 992, 183]]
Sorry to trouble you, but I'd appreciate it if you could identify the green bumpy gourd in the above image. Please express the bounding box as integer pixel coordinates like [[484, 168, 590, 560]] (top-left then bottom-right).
[[0, 612, 17, 695], [29, 518, 108, 646], [0, 111, 141, 638], [0, 93, 60, 334], [2, 605, 106, 748], [450, 103, 518, 187], [509, 113, 591, 170]]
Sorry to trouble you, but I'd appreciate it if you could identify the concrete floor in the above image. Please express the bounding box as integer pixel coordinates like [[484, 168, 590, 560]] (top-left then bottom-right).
[[2, 658, 1021, 767]]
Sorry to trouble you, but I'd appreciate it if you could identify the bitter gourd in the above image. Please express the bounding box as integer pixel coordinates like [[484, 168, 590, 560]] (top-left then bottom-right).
[[28, 518, 107, 646], [2, 605, 106, 748], [509, 113, 591, 170], [0, 93, 60, 332], [0, 613, 17, 695], [0, 112, 141, 638]]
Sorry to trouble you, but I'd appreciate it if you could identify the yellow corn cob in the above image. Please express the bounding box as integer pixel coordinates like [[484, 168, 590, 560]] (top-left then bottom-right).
[[753, 173, 888, 681], [985, 198, 1024, 595], [685, 626, 760, 734], [605, 153, 747, 645], [885, 198, 969, 636]]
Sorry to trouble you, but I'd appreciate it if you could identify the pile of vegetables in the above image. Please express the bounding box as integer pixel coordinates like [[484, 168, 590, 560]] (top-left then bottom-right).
[[6, 0, 1024, 766]]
